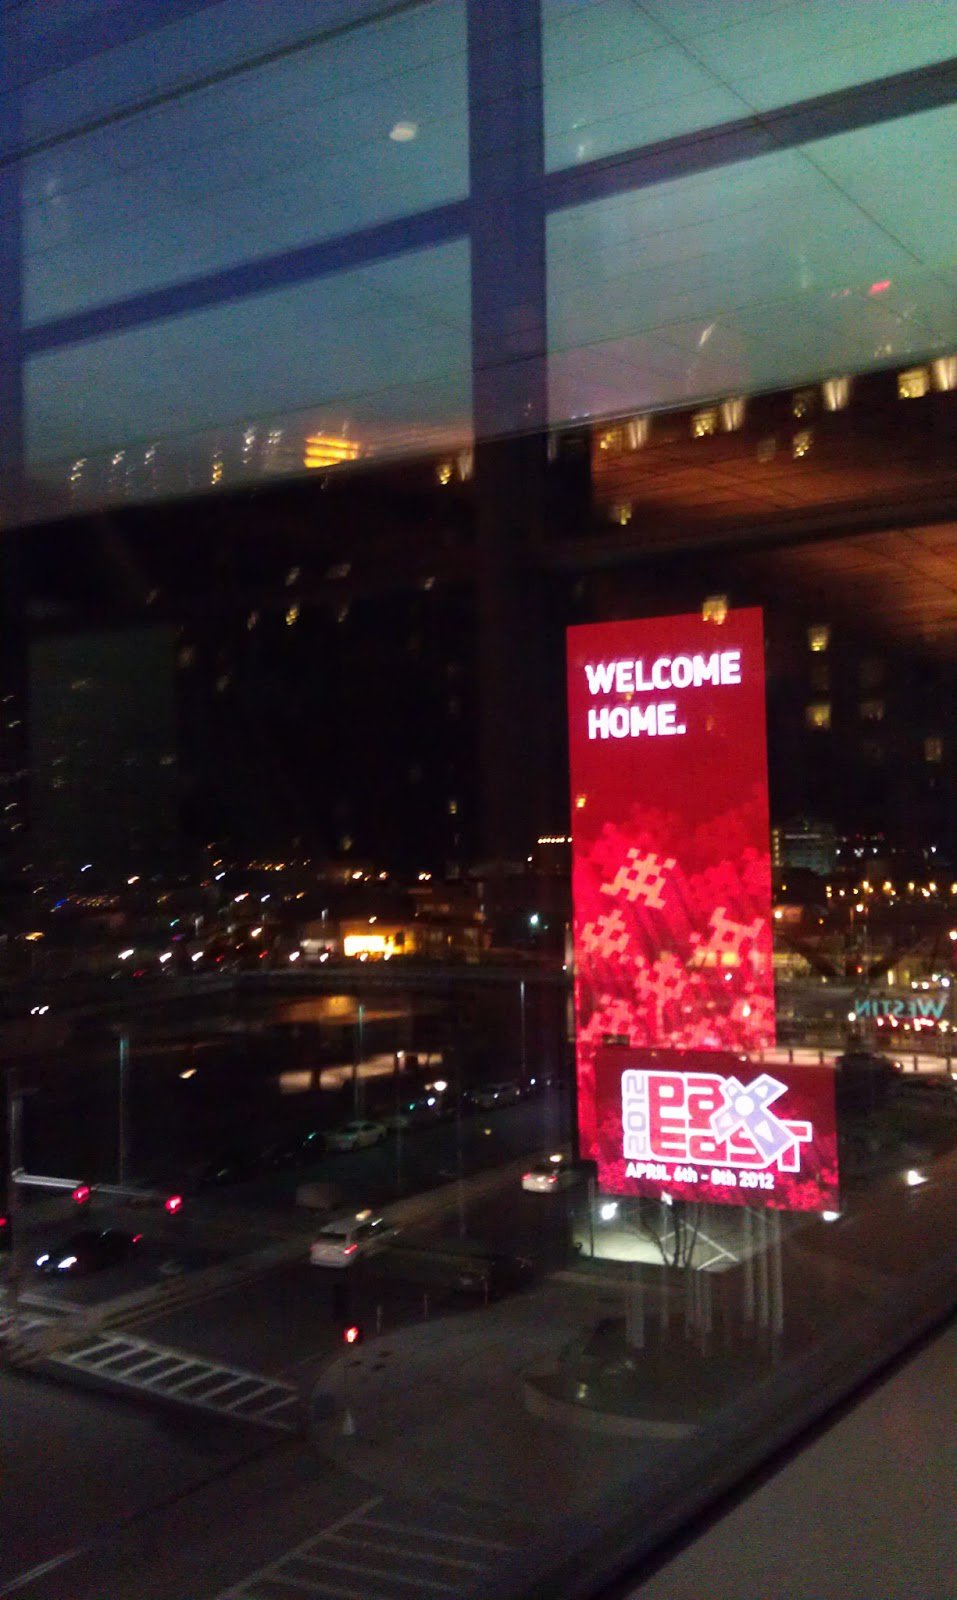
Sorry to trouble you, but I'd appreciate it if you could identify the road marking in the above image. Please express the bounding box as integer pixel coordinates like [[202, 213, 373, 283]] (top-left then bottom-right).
[[362, 1515, 516, 1552], [297, 1553, 457, 1592], [325, 1533, 483, 1570], [0, 1546, 83, 1595], [213, 1496, 382, 1599]]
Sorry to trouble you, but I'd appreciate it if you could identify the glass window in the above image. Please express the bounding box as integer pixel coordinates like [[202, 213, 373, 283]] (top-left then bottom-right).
[[542, 0, 957, 171], [25, 239, 473, 506], [21, 1, 468, 324], [806, 701, 832, 730], [546, 103, 957, 428]]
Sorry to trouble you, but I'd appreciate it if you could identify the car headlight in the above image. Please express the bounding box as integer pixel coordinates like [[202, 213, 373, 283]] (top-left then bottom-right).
[[36, 1253, 50, 1266], [57, 1255, 78, 1270]]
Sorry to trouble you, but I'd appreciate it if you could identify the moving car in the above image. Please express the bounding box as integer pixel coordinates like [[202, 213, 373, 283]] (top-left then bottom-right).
[[522, 1154, 584, 1193], [309, 1210, 397, 1267], [325, 1119, 387, 1151], [35, 1228, 141, 1275]]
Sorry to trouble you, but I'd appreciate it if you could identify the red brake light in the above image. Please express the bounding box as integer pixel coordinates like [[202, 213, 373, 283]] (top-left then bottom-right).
[[72, 1184, 91, 1206], [343, 1324, 363, 1344], [132, 1233, 143, 1243], [522, 1173, 533, 1182], [342, 1243, 358, 1255], [164, 1194, 183, 1215]]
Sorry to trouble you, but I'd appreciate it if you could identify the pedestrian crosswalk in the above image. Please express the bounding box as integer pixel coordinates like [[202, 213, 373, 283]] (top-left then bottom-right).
[[215, 1491, 523, 1599], [41, 1327, 302, 1431]]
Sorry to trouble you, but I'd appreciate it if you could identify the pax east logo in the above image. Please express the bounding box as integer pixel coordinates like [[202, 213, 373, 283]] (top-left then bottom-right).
[[622, 1067, 812, 1199]]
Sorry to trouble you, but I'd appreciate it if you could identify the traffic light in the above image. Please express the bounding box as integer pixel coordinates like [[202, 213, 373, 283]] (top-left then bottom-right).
[[342, 1324, 364, 1346]]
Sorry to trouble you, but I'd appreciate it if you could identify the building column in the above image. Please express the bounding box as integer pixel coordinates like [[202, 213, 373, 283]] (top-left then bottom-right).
[[467, 0, 549, 867], [0, 14, 29, 884]]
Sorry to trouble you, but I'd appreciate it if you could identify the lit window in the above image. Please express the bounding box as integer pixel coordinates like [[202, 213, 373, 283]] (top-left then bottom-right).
[[597, 428, 624, 454], [932, 356, 957, 392], [925, 737, 944, 764], [792, 428, 813, 458], [303, 434, 360, 469], [624, 416, 649, 449], [436, 461, 454, 486], [457, 449, 474, 480], [808, 625, 830, 653], [720, 397, 745, 431], [806, 702, 831, 731], [822, 375, 851, 411], [691, 408, 718, 439], [611, 502, 632, 526], [246, 611, 259, 630], [285, 566, 300, 586], [178, 646, 195, 668], [702, 595, 728, 624], [792, 388, 816, 419], [898, 367, 930, 399], [285, 604, 299, 627], [756, 435, 777, 463], [447, 798, 458, 816], [860, 700, 884, 723]]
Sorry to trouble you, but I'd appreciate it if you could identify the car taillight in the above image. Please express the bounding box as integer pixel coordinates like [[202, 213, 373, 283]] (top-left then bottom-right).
[[343, 1243, 358, 1255], [164, 1194, 183, 1215], [132, 1234, 143, 1244], [522, 1174, 533, 1182]]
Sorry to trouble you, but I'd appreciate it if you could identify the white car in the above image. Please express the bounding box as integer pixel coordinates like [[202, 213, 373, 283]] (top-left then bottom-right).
[[309, 1211, 397, 1267], [522, 1155, 582, 1193], [324, 1120, 387, 1152]]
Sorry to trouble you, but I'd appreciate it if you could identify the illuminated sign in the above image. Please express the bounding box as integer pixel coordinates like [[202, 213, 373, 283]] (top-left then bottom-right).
[[592, 1046, 838, 1211], [568, 607, 791, 1201], [855, 991, 949, 1028]]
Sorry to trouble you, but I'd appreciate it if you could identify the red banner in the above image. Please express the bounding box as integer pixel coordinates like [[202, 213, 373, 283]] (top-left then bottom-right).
[[566, 607, 827, 1208], [593, 1046, 839, 1211]]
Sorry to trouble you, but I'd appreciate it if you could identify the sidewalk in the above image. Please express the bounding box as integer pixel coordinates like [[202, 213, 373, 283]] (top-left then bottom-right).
[[312, 1278, 655, 1523]]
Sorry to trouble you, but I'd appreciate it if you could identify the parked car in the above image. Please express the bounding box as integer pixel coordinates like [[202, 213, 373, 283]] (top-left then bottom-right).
[[325, 1120, 388, 1152], [446, 1249, 535, 1299], [195, 1149, 262, 1189], [35, 1228, 142, 1276], [309, 1211, 397, 1267], [470, 1081, 521, 1109], [382, 1097, 442, 1131], [522, 1154, 585, 1193]]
